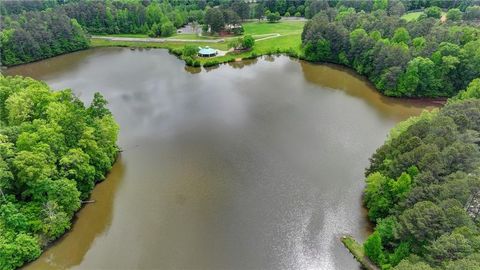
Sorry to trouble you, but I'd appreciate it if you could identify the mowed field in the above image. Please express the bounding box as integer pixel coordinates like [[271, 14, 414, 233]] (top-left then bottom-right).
[[91, 20, 306, 64], [401, 11, 423, 21]]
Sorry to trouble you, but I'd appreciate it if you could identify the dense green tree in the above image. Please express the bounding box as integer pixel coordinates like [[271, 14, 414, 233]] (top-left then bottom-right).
[[457, 78, 480, 100], [388, 0, 406, 16], [1, 9, 89, 66], [0, 75, 118, 269], [392, 27, 411, 44], [424, 6, 442, 18], [364, 232, 385, 265], [231, 0, 249, 21], [425, 232, 474, 265], [253, 3, 265, 20], [364, 98, 480, 268], [161, 21, 176, 37], [394, 260, 434, 270], [241, 35, 255, 49], [0, 233, 41, 270], [301, 3, 480, 98], [183, 45, 199, 57], [447, 8, 463, 21], [464, 5, 480, 20], [266, 11, 281, 22], [397, 57, 440, 97], [205, 8, 225, 33]]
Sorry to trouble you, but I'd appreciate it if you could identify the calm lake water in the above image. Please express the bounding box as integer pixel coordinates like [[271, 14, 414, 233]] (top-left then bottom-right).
[[5, 48, 434, 270]]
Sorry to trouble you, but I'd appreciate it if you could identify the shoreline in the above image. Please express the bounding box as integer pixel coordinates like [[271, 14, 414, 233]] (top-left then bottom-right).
[[3, 43, 451, 104]]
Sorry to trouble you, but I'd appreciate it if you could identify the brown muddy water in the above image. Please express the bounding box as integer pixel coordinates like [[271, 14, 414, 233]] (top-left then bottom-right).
[[5, 47, 435, 270]]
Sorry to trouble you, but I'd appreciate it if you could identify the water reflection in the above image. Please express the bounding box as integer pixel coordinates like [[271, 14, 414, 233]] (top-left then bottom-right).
[[6, 48, 437, 270], [204, 64, 221, 72], [184, 66, 201, 74], [227, 58, 258, 69], [23, 156, 125, 270], [263, 55, 276, 62], [300, 61, 439, 121]]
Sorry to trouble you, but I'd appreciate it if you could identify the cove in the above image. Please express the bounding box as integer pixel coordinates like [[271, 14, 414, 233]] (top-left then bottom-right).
[[5, 47, 435, 270]]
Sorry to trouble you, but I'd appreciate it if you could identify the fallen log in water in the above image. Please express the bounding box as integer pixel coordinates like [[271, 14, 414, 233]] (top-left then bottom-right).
[[81, 200, 96, 204]]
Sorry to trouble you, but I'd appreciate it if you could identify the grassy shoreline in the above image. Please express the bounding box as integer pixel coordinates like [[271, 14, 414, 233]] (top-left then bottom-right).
[[341, 235, 380, 270], [90, 21, 305, 67]]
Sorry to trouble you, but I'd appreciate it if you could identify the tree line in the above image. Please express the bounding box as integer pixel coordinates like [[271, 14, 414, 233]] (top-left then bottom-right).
[[1, 8, 89, 66], [0, 75, 119, 270], [301, 2, 480, 97], [361, 78, 480, 269]]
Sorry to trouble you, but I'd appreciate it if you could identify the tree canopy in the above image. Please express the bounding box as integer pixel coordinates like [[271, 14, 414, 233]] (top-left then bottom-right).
[[301, 5, 480, 97], [0, 76, 119, 270], [362, 78, 480, 269]]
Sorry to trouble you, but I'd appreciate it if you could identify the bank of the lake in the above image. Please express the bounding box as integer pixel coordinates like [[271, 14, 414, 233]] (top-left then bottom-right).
[[6, 48, 437, 270]]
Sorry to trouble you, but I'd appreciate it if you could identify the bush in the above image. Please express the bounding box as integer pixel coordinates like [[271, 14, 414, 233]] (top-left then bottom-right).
[[169, 47, 182, 56], [229, 38, 241, 49], [424, 6, 442, 18], [447, 8, 463, 21], [184, 57, 200, 67], [148, 22, 161, 37], [161, 21, 176, 37], [242, 35, 255, 49], [284, 12, 290, 17], [183, 45, 199, 57], [464, 6, 480, 20], [267, 12, 281, 23], [203, 60, 220, 67], [232, 26, 244, 35], [295, 12, 301, 17], [184, 56, 194, 66]]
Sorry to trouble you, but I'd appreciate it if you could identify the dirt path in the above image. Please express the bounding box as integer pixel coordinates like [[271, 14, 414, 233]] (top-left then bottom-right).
[[254, 33, 281, 41], [92, 36, 225, 43], [93, 32, 286, 44]]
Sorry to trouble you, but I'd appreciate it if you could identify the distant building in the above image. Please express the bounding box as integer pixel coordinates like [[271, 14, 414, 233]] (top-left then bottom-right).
[[198, 46, 217, 57]]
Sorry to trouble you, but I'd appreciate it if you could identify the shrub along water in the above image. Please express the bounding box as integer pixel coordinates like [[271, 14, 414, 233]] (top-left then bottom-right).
[[0, 76, 119, 270]]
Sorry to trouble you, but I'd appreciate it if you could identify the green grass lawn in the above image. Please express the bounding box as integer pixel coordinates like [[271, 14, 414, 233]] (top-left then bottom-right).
[[401, 11, 423, 21], [341, 236, 379, 270], [243, 21, 304, 35], [91, 39, 229, 50], [254, 34, 302, 54], [401, 11, 447, 22], [91, 20, 306, 66]]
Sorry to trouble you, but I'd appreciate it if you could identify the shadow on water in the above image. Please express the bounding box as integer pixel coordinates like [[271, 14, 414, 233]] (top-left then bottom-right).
[[184, 66, 201, 74], [22, 156, 125, 270], [227, 58, 258, 69], [300, 60, 440, 121], [5, 48, 440, 270], [2, 48, 124, 80]]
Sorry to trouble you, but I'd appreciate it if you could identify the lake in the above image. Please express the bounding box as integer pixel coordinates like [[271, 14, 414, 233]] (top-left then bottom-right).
[[5, 48, 434, 270]]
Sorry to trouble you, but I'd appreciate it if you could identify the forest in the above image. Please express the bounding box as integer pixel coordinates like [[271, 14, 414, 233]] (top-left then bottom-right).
[[2, 1, 480, 268], [4, 0, 479, 69], [0, 76, 119, 270], [362, 78, 480, 269], [301, 1, 480, 97], [0, 8, 89, 66]]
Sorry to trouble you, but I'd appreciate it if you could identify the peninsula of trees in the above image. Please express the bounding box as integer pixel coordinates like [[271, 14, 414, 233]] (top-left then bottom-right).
[[0, 76, 119, 270], [362, 79, 480, 269]]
